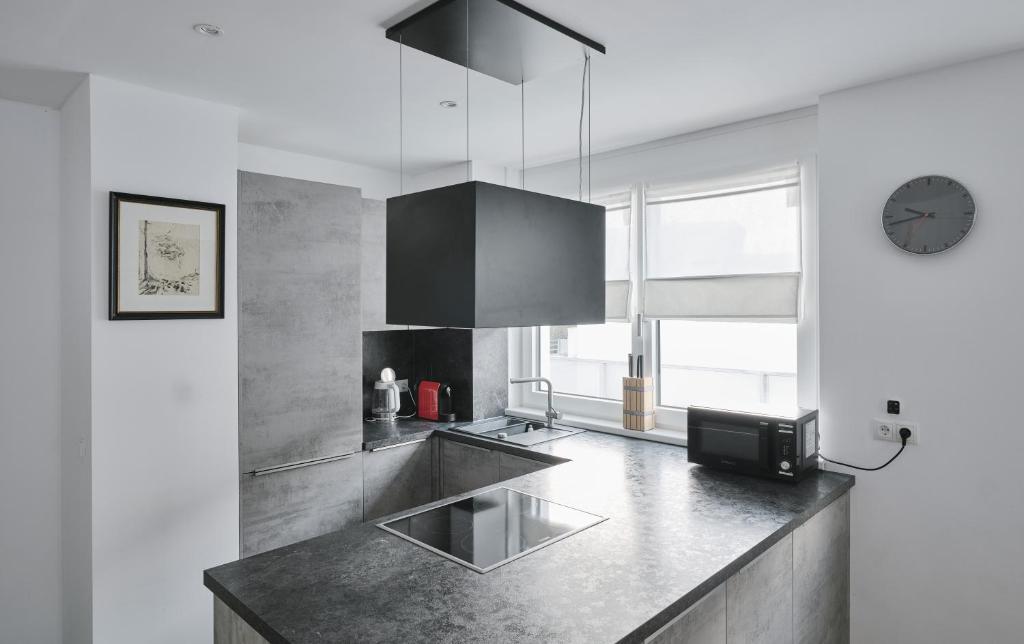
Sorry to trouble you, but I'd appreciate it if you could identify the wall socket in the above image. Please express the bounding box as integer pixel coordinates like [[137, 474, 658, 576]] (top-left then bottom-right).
[[874, 419, 920, 445]]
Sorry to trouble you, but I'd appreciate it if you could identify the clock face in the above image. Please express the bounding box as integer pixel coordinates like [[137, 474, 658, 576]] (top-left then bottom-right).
[[882, 176, 975, 254]]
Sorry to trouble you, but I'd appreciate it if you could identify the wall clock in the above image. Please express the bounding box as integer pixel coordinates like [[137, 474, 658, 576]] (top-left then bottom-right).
[[882, 175, 975, 254]]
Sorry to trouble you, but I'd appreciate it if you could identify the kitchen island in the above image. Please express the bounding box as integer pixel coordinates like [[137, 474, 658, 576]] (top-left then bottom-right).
[[206, 428, 853, 643]]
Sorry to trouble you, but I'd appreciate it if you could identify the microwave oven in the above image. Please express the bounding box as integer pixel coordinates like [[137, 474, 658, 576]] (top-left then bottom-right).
[[687, 406, 819, 482]]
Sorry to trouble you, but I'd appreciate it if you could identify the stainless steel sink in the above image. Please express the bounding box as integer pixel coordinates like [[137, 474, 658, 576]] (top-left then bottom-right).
[[452, 417, 582, 446]]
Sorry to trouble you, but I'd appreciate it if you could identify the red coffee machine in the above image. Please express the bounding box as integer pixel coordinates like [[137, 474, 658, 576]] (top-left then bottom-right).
[[417, 380, 455, 421]]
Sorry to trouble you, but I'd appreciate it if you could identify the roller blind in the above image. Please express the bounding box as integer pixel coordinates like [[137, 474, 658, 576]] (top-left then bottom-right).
[[643, 165, 801, 321], [599, 191, 632, 322]]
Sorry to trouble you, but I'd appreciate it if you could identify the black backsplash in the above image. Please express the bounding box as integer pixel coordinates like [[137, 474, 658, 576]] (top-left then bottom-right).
[[362, 329, 474, 420]]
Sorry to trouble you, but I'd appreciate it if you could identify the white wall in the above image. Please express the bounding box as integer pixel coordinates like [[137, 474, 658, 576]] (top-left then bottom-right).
[[238, 142, 400, 201], [0, 97, 63, 643], [55, 76, 241, 644], [60, 78, 94, 644], [407, 160, 516, 192], [818, 50, 1024, 643], [522, 107, 818, 198]]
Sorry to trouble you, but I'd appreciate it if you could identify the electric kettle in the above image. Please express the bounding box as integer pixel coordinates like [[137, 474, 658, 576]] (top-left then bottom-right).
[[372, 367, 412, 422]]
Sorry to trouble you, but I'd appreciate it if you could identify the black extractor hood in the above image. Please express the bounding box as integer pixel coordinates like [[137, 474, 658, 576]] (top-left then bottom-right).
[[387, 181, 605, 328], [384, 0, 607, 329]]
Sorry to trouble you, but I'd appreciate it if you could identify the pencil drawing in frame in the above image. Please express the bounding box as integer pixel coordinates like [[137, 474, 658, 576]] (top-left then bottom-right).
[[109, 192, 225, 320]]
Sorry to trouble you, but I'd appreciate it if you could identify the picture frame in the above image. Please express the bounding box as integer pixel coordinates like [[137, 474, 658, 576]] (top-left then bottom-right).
[[109, 192, 225, 320]]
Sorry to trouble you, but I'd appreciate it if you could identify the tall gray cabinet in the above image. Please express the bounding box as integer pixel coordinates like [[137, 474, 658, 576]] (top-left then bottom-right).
[[237, 171, 366, 556]]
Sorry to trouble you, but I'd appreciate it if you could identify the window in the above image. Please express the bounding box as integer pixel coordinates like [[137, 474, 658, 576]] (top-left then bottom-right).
[[516, 164, 810, 431], [657, 320, 797, 410], [539, 322, 632, 400]]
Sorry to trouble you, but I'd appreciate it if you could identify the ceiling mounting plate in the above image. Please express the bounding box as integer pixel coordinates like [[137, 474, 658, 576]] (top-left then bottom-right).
[[385, 0, 605, 85]]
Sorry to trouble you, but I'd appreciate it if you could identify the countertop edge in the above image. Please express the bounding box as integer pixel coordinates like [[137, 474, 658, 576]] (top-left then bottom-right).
[[362, 428, 436, 451], [205, 570, 289, 644], [618, 476, 855, 644]]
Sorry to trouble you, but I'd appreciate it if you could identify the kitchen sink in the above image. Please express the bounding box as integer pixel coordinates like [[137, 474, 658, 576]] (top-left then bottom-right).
[[452, 416, 583, 446]]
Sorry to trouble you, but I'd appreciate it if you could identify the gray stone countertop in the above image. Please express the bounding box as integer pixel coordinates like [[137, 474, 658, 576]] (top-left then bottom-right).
[[361, 417, 455, 450], [205, 430, 854, 644]]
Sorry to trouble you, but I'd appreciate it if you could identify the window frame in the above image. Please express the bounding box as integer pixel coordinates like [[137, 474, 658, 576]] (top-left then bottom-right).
[[508, 157, 819, 442]]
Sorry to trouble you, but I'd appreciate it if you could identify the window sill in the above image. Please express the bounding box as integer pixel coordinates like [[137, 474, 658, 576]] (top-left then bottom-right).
[[505, 406, 688, 448]]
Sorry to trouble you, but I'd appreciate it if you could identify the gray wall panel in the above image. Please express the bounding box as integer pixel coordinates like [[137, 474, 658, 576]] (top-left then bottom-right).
[[472, 328, 509, 419], [360, 197, 407, 332]]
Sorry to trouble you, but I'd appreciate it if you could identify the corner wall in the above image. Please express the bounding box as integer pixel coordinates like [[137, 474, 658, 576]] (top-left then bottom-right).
[[0, 97, 63, 643], [818, 50, 1024, 643], [86, 77, 240, 644]]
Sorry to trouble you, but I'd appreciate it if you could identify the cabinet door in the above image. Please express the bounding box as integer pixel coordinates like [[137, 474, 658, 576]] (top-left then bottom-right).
[[240, 452, 364, 557], [498, 451, 550, 482], [238, 172, 364, 470], [441, 439, 499, 497], [793, 493, 850, 644], [646, 583, 726, 644], [726, 534, 794, 644], [363, 439, 433, 521]]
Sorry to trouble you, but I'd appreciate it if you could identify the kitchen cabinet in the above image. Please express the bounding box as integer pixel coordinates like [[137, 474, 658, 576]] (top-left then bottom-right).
[[240, 452, 364, 557], [793, 493, 850, 644], [363, 438, 434, 521], [726, 534, 793, 643], [498, 451, 550, 481], [440, 439, 500, 497], [647, 537, 793, 644], [238, 172, 365, 555], [238, 171, 364, 469], [214, 597, 270, 644], [646, 583, 726, 644], [647, 493, 850, 644], [439, 438, 552, 497]]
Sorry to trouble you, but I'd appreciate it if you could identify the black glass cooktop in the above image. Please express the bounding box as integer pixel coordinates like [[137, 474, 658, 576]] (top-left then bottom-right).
[[378, 487, 606, 573]]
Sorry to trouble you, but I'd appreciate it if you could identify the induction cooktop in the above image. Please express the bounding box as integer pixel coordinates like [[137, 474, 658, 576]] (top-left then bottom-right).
[[378, 487, 606, 573]]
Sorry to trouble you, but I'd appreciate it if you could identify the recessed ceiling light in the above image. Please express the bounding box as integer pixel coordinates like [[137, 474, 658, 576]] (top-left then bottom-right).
[[439, 100, 458, 109], [193, 23, 224, 37]]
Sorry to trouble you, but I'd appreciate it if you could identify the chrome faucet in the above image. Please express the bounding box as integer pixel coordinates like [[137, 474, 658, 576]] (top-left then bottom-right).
[[509, 377, 562, 428]]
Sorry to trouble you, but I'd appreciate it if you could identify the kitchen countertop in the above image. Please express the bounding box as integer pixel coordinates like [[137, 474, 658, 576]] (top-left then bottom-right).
[[206, 429, 854, 644], [361, 417, 455, 450]]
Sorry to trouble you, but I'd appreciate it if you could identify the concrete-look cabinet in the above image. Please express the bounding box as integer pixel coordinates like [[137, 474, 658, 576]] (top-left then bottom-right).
[[215, 597, 271, 644], [240, 453, 364, 557], [363, 436, 554, 522], [238, 171, 366, 556], [363, 439, 434, 521], [440, 438, 500, 497], [793, 491, 850, 644], [647, 493, 850, 644], [726, 534, 793, 643], [498, 451, 551, 480], [646, 583, 726, 644]]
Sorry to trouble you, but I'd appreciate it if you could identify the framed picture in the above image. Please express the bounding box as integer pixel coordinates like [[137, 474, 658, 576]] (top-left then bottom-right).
[[109, 192, 225, 320]]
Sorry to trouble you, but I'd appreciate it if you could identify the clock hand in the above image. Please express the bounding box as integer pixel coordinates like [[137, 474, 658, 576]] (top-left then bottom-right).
[[904, 207, 933, 216], [887, 214, 929, 226]]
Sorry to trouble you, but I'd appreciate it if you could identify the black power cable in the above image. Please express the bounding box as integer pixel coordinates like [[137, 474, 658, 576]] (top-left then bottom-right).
[[820, 427, 912, 472]]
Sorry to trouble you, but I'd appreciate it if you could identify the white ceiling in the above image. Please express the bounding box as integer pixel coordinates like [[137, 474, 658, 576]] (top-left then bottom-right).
[[2, 0, 1023, 174]]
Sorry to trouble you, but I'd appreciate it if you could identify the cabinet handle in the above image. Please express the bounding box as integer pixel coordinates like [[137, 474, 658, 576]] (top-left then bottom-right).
[[370, 438, 427, 452], [248, 451, 357, 477]]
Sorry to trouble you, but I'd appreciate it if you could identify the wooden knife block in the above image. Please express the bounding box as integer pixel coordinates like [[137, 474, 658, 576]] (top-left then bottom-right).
[[622, 377, 655, 431]]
